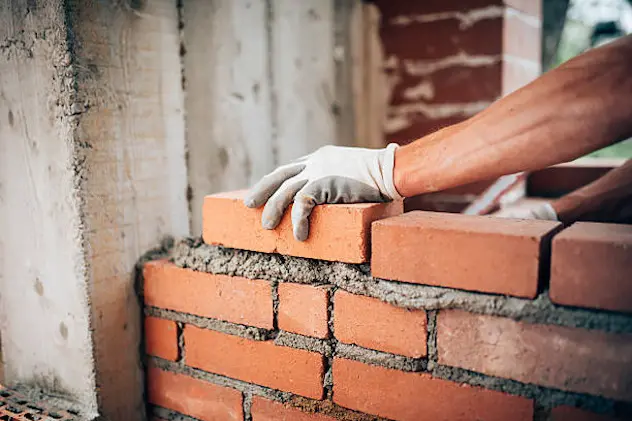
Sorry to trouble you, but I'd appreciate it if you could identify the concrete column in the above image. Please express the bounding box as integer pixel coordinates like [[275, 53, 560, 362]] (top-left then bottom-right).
[[0, 0, 188, 419]]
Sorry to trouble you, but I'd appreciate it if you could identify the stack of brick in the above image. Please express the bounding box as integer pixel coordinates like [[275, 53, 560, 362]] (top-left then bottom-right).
[[143, 191, 632, 421]]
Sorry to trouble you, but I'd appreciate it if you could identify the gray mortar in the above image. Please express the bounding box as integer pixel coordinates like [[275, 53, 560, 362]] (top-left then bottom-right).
[[274, 331, 333, 356], [242, 392, 253, 421], [173, 239, 632, 333], [9, 384, 83, 416], [145, 307, 273, 341], [335, 343, 426, 372], [425, 310, 438, 371]]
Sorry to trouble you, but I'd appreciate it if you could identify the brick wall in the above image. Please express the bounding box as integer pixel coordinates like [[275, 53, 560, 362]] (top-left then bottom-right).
[[142, 191, 632, 421]]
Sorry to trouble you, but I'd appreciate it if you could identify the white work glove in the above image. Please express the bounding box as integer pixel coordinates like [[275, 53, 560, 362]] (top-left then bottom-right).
[[244, 144, 402, 241], [493, 202, 558, 221]]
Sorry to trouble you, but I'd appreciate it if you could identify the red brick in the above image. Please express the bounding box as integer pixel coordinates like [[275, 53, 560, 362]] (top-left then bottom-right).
[[551, 223, 632, 313], [387, 115, 465, 145], [184, 326, 324, 399], [144, 260, 273, 329], [503, 10, 541, 61], [278, 283, 329, 339], [371, 212, 560, 297], [551, 406, 621, 421], [147, 367, 243, 421], [333, 358, 532, 421], [334, 291, 426, 357], [203, 191, 402, 264], [380, 17, 503, 61], [145, 317, 178, 361], [251, 397, 336, 421], [391, 62, 502, 106], [437, 310, 632, 401]]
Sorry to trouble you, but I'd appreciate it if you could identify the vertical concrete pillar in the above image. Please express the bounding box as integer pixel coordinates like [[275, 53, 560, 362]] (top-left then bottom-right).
[[0, 0, 187, 419]]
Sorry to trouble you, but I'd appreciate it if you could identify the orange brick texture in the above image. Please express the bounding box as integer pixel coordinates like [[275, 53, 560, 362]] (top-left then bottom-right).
[[144, 188, 632, 420], [203, 191, 402, 263]]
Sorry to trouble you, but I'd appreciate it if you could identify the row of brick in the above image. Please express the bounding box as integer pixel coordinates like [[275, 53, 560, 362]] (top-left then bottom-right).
[[203, 192, 632, 313], [148, 359, 623, 421], [146, 302, 632, 404]]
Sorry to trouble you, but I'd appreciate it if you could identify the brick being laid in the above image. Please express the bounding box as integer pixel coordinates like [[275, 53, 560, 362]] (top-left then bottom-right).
[[202, 190, 403, 263], [372, 211, 560, 297]]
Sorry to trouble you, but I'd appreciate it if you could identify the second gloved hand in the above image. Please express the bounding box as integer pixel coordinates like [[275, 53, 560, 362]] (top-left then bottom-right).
[[493, 202, 558, 221], [244, 144, 402, 241]]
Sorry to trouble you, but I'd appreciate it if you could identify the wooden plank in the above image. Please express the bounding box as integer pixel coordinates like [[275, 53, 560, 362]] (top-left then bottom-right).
[[183, 0, 273, 233]]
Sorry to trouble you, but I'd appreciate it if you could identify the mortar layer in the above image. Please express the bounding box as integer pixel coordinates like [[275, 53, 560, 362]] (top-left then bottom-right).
[[173, 239, 632, 333]]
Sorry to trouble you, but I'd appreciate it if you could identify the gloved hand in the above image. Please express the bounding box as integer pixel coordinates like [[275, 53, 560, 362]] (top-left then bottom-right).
[[244, 144, 402, 241], [493, 202, 559, 221]]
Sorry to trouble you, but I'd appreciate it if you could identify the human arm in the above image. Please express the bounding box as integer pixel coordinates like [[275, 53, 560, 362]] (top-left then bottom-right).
[[393, 34, 632, 197]]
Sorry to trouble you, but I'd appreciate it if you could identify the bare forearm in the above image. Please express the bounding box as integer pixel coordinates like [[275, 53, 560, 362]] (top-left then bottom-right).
[[394, 35, 632, 197], [553, 159, 632, 224]]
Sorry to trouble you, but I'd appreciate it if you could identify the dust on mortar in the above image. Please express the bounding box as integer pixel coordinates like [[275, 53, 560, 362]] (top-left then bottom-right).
[[274, 331, 333, 356], [145, 306, 273, 341], [9, 384, 83, 416], [287, 396, 389, 421], [335, 343, 425, 372], [173, 239, 632, 334]]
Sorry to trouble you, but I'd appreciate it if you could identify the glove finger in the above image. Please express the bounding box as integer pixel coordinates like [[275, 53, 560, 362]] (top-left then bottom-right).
[[261, 177, 308, 230], [245, 163, 305, 208], [291, 182, 326, 241]]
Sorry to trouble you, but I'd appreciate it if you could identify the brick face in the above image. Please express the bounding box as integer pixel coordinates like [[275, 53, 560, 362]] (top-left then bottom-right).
[[437, 310, 632, 401], [145, 317, 178, 361], [251, 397, 336, 421], [550, 223, 632, 313], [144, 260, 273, 329], [147, 367, 243, 421], [203, 191, 402, 263], [278, 283, 329, 339], [372, 211, 560, 297], [184, 326, 325, 399], [333, 358, 533, 421], [334, 291, 427, 357]]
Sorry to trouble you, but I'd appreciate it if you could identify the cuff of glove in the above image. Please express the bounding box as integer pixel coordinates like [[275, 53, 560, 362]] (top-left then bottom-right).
[[533, 202, 559, 221], [382, 143, 403, 201]]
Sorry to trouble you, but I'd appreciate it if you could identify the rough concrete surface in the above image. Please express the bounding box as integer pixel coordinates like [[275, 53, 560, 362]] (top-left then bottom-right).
[[0, 0, 98, 417], [174, 239, 632, 333]]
